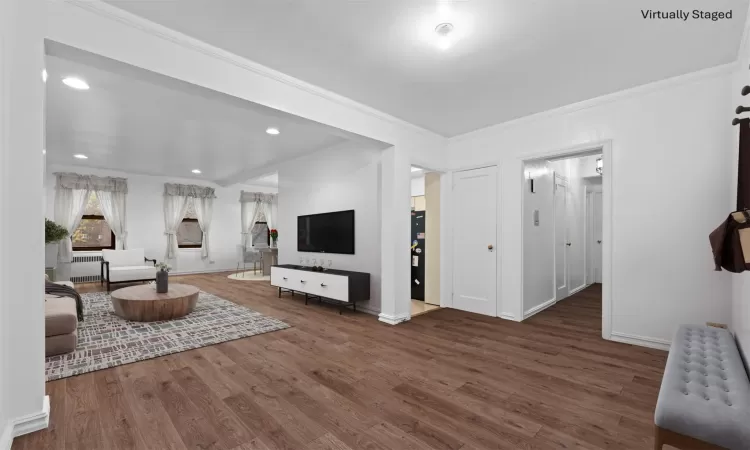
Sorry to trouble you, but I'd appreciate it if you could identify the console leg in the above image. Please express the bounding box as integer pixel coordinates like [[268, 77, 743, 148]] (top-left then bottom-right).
[[305, 293, 308, 305], [278, 287, 281, 298]]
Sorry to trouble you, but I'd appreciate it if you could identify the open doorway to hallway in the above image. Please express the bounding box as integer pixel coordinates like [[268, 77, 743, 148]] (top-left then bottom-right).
[[410, 166, 441, 317], [522, 151, 605, 325]]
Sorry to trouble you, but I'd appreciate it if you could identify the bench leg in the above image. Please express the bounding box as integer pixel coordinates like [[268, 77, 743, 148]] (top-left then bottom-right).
[[654, 426, 664, 450]]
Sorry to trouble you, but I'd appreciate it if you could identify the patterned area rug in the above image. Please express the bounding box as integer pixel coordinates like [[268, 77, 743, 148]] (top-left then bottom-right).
[[45, 290, 289, 381]]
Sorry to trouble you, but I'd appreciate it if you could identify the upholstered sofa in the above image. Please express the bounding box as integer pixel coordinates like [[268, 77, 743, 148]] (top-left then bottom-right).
[[45, 279, 78, 357], [101, 248, 157, 291]]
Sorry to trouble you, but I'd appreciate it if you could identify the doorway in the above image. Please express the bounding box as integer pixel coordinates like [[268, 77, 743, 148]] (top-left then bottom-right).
[[522, 149, 606, 325], [410, 166, 441, 317], [451, 166, 498, 317]]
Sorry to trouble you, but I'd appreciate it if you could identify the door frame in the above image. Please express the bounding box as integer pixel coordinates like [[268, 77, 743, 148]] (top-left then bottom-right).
[[519, 140, 613, 340], [445, 164, 500, 315], [553, 173, 570, 302]]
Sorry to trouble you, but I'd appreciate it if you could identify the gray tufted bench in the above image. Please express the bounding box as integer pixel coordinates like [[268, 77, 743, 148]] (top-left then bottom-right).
[[654, 325, 750, 449]]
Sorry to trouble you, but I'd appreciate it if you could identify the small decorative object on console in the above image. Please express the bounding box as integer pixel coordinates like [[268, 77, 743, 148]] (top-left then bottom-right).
[[155, 262, 171, 293], [270, 228, 278, 247]]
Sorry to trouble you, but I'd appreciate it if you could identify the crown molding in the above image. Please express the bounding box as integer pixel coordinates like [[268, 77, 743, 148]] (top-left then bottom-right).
[[450, 61, 737, 143], [63, 0, 440, 140]]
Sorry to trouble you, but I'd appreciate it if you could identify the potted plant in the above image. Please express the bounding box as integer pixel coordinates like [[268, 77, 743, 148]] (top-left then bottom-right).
[[270, 228, 278, 247], [155, 262, 171, 293], [45, 219, 68, 268]]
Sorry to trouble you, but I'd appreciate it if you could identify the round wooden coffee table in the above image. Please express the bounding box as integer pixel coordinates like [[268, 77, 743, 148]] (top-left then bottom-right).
[[110, 284, 199, 322]]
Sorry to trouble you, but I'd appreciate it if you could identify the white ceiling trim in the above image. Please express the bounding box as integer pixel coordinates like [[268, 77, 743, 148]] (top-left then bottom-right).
[[450, 61, 737, 144], [64, 0, 439, 140]]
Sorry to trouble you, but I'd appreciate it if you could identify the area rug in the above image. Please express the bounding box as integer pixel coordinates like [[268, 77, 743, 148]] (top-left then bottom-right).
[[45, 291, 289, 381], [227, 271, 270, 281]]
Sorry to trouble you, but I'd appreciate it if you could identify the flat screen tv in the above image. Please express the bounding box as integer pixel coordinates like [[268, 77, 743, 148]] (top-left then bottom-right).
[[297, 210, 355, 254]]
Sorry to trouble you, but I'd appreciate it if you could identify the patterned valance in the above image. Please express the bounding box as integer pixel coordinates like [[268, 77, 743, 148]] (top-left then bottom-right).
[[239, 191, 276, 204], [164, 183, 216, 198], [55, 172, 128, 193]]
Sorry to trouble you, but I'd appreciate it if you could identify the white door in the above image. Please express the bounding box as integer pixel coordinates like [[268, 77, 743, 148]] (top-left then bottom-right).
[[592, 191, 603, 283], [554, 175, 569, 300], [452, 166, 497, 316]]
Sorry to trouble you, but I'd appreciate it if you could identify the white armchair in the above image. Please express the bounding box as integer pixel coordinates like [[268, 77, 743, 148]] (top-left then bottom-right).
[[101, 249, 157, 291]]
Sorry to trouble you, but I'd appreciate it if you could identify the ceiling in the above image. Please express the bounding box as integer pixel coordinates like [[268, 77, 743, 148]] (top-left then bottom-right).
[[103, 0, 749, 137], [45, 43, 383, 185]]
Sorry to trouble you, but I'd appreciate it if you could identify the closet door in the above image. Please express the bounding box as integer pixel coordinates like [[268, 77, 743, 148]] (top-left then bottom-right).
[[554, 175, 569, 301], [452, 166, 497, 316]]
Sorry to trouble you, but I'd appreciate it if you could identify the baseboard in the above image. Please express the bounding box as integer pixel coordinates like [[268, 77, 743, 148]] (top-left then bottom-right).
[[610, 332, 671, 351], [3, 395, 50, 448], [356, 304, 380, 316], [499, 312, 516, 321], [523, 297, 556, 320], [378, 312, 410, 325]]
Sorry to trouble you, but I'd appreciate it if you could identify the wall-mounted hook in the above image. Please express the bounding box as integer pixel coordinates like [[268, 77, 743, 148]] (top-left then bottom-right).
[[742, 86, 750, 96], [737, 106, 750, 114]]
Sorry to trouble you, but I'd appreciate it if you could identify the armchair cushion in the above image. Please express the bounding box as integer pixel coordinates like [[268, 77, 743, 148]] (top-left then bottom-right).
[[108, 265, 157, 283], [102, 249, 146, 267]]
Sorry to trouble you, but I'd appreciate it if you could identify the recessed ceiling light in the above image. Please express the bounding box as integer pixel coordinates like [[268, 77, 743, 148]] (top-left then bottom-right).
[[435, 22, 454, 50], [192, 169, 202, 174], [266, 127, 280, 135], [62, 77, 90, 90], [73, 154, 88, 159], [411, 166, 423, 172]]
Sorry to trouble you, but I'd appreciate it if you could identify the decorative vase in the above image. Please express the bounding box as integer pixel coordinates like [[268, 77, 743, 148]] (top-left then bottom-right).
[[271, 238, 277, 248], [156, 270, 168, 293]]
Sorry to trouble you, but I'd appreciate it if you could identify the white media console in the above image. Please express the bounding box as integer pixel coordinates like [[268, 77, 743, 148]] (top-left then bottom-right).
[[270, 264, 370, 313]]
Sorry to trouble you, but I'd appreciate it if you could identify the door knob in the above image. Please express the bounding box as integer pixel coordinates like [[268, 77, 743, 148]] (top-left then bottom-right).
[[488, 244, 494, 250], [597, 240, 602, 244], [566, 243, 572, 246]]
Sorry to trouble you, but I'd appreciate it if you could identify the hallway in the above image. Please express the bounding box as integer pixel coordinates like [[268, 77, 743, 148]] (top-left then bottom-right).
[[527, 284, 603, 336]]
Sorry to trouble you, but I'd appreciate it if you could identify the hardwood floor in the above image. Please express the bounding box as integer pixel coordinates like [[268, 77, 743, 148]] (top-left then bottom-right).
[[15, 277, 668, 450]]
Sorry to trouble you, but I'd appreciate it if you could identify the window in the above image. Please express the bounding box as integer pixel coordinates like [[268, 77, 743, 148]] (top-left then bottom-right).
[[72, 192, 115, 251], [177, 198, 203, 248], [251, 221, 270, 247]]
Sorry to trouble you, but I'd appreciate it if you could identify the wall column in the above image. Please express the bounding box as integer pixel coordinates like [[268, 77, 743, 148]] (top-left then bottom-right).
[[0, 0, 47, 442], [379, 146, 411, 324]]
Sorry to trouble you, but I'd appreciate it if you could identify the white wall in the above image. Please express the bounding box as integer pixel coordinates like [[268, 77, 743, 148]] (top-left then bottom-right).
[[411, 175, 425, 197], [277, 145, 382, 313], [448, 66, 734, 345], [523, 161, 555, 314], [1, 0, 46, 443], [46, 165, 276, 274]]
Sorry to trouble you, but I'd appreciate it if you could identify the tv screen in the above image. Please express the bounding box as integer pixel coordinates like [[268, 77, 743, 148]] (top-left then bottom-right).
[[297, 210, 355, 254]]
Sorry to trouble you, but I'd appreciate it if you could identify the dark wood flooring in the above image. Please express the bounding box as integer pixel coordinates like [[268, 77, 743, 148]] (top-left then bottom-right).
[[15, 277, 669, 450]]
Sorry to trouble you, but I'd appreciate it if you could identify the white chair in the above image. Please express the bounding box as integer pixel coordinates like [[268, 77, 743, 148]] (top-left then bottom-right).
[[101, 249, 157, 292], [236, 245, 262, 276]]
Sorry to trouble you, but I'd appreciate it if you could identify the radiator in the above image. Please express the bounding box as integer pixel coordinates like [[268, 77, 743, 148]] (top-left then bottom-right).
[[71, 254, 102, 283]]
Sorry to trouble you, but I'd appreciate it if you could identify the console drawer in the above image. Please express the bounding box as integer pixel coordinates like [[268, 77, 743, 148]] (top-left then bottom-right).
[[302, 272, 349, 302]]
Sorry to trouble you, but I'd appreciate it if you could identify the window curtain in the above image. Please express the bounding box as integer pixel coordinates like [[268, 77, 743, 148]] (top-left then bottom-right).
[[240, 191, 277, 248], [240, 192, 262, 249], [53, 183, 89, 263], [54, 172, 129, 252], [261, 194, 278, 233], [193, 196, 214, 261], [164, 183, 216, 260]]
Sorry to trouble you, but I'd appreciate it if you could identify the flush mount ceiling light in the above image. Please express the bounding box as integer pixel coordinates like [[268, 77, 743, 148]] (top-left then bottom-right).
[[434, 22, 455, 50], [192, 169, 202, 174], [73, 154, 88, 159], [266, 127, 280, 135], [42, 69, 47, 83], [411, 166, 423, 172], [62, 77, 90, 90]]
